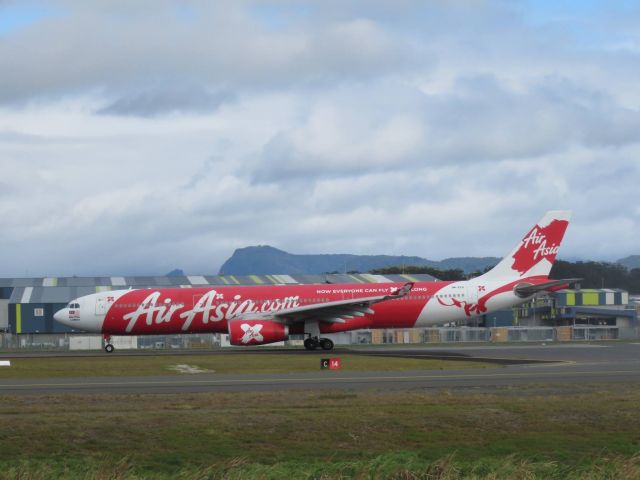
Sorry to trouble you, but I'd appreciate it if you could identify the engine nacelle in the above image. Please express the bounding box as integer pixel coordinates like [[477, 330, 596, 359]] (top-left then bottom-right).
[[228, 319, 289, 346]]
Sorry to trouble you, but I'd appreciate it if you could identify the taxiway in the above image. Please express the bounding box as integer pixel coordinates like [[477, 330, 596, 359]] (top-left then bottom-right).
[[1, 343, 639, 395]]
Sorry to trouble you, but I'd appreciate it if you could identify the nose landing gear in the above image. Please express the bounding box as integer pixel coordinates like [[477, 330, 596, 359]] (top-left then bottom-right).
[[103, 334, 114, 353]]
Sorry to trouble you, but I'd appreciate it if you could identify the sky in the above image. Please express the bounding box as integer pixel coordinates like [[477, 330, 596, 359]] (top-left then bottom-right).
[[1, 0, 640, 277]]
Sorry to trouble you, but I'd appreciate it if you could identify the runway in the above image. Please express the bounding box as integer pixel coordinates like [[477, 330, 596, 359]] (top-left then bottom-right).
[[1, 343, 640, 395]]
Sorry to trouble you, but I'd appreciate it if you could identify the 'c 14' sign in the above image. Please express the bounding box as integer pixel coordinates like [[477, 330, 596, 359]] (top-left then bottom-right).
[[321, 358, 341, 370]]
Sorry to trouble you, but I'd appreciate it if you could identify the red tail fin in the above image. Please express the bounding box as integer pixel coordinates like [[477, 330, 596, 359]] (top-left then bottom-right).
[[480, 211, 571, 280]]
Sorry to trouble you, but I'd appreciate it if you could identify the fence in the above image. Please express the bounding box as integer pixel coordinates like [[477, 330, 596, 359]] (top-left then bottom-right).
[[572, 326, 618, 341], [506, 327, 556, 342], [0, 333, 69, 350], [433, 328, 490, 343], [0, 333, 221, 351], [0, 326, 637, 351]]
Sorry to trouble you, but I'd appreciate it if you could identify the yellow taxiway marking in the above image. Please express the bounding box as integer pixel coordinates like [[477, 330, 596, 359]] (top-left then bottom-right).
[[0, 369, 637, 389], [520, 360, 577, 367], [368, 354, 576, 365]]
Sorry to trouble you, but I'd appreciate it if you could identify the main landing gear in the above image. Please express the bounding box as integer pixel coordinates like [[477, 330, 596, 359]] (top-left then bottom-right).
[[103, 334, 114, 353], [304, 337, 334, 351]]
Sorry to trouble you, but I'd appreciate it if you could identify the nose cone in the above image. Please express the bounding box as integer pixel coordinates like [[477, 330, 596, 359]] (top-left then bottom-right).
[[53, 308, 69, 325]]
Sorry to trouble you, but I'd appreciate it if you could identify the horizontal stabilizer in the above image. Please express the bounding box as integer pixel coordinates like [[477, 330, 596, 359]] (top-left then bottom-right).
[[514, 278, 581, 298]]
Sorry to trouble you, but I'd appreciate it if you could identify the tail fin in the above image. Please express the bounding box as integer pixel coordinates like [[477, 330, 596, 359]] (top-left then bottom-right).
[[480, 210, 571, 281]]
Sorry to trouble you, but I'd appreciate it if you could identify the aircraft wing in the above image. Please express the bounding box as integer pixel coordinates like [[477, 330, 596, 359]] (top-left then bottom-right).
[[239, 282, 414, 324], [514, 278, 581, 297]]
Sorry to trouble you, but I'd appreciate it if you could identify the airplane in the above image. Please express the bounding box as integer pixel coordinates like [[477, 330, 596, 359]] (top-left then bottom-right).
[[54, 210, 576, 353]]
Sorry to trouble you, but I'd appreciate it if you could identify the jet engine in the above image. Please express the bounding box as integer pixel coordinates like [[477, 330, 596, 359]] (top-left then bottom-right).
[[228, 319, 289, 346]]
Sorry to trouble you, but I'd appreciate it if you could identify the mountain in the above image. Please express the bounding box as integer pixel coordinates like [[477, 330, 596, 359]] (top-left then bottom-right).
[[218, 245, 499, 275], [165, 269, 185, 276], [617, 256, 640, 270]]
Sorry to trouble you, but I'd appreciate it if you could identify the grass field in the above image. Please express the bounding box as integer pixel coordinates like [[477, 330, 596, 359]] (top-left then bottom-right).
[[1, 384, 640, 479], [0, 354, 493, 379]]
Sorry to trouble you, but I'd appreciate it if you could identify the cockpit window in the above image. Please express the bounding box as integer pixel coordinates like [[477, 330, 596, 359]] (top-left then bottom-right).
[[67, 302, 80, 309]]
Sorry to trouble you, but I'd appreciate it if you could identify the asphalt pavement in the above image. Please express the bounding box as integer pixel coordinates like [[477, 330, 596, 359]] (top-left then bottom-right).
[[1, 343, 639, 395]]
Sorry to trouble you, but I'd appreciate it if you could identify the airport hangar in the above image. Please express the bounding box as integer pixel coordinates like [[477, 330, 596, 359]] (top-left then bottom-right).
[[0, 274, 637, 344]]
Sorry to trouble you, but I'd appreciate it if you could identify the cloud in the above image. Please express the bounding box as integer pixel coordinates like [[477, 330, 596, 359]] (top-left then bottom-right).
[[0, 1, 417, 107], [0, 1, 639, 276], [251, 75, 640, 182], [97, 87, 235, 117]]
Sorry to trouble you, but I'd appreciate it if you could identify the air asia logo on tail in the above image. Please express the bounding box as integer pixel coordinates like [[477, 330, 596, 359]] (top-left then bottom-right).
[[511, 219, 569, 275]]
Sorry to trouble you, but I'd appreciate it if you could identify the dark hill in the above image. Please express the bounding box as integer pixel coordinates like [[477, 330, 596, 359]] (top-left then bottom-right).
[[165, 268, 185, 276], [617, 255, 640, 269], [218, 245, 499, 275]]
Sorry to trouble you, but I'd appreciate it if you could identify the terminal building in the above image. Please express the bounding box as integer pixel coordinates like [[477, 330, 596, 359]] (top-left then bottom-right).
[[515, 289, 632, 328], [509, 288, 637, 341]]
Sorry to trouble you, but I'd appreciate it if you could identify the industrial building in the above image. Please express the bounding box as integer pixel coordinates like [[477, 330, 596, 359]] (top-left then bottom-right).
[[513, 289, 637, 339]]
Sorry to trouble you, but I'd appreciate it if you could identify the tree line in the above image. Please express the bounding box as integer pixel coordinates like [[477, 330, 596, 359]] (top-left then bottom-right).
[[549, 261, 640, 293]]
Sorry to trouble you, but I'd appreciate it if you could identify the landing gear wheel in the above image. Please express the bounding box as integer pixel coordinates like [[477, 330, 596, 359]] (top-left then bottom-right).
[[304, 338, 318, 350], [320, 338, 334, 351], [104, 344, 114, 353]]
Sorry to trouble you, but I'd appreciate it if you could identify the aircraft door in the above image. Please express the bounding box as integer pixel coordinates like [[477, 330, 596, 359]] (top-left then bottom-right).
[[466, 285, 478, 304], [95, 295, 115, 315], [95, 297, 105, 315]]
